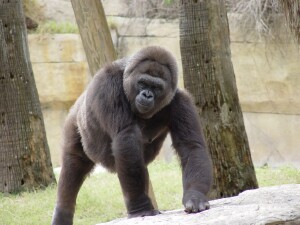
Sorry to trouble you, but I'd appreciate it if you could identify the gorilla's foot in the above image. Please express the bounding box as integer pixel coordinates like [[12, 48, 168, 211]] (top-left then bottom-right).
[[128, 209, 161, 218], [51, 206, 74, 225], [183, 190, 210, 213]]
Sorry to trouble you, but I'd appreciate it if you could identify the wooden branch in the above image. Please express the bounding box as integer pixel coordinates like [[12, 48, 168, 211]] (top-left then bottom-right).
[[71, 0, 116, 76]]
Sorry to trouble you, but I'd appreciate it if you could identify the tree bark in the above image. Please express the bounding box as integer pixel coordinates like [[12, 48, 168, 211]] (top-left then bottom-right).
[[0, 0, 56, 193], [279, 0, 300, 43], [179, 0, 258, 199], [71, 0, 116, 76], [70, 0, 158, 209]]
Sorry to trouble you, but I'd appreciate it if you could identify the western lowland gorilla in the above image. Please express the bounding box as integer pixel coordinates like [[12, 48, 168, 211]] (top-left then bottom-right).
[[52, 46, 213, 225]]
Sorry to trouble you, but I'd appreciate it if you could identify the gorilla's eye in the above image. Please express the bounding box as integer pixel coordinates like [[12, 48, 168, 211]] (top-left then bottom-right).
[[154, 86, 163, 96], [138, 81, 147, 91]]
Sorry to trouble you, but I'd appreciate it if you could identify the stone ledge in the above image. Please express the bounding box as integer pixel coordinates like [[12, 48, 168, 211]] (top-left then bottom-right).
[[96, 184, 300, 225], [33, 62, 89, 103], [28, 34, 86, 63]]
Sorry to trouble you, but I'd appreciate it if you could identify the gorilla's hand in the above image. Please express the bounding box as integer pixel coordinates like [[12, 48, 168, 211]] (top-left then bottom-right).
[[183, 190, 210, 213], [128, 209, 160, 218]]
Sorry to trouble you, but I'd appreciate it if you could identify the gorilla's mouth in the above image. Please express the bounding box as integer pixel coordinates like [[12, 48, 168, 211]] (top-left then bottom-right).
[[136, 100, 154, 114]]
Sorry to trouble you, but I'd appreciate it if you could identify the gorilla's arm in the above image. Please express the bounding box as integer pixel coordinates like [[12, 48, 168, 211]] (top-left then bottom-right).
[[112, 125, 158, 217], [169, 90, 213, 213], [86, 62, 133, 137], [86, 63, 158, 217]]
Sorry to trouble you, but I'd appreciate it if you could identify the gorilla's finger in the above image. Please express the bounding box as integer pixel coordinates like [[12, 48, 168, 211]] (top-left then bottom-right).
[[205, 202, 210, 209], [199, 201, 210, 212], [184, 200, 194, 213], [192, 208, 199, 213]]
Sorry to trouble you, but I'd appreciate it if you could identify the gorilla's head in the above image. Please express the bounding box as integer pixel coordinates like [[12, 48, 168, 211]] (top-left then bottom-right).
[[123, 46, 178, 119]]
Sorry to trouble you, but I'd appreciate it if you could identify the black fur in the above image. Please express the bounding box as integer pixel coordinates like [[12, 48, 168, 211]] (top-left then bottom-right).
[[52, 46, 213, 225]]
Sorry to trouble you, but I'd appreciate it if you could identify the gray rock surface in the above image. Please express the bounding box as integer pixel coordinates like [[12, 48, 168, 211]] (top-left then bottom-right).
[[96, 184, 300, 225]]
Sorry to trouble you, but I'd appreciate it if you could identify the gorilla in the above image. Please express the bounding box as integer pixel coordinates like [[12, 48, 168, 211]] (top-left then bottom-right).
[[52, 46, 213, 225]]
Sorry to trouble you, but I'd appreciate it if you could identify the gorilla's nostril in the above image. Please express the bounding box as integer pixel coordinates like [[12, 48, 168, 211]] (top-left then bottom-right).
[[142, 90, 153, 99]]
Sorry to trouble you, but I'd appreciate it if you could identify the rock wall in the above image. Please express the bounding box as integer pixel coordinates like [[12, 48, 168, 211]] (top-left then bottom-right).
[[28, 34, 90, 165], [31, 0, 300, 167]]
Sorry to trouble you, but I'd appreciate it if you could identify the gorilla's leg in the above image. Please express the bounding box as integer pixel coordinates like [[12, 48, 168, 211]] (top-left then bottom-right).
[[112, 125, 159, 218], [52, 119, 94, 225]]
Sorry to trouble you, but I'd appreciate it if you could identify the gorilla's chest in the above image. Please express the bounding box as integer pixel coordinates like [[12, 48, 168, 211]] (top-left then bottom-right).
[[140, 123, 167, 143], [137, 108, 170, 144]]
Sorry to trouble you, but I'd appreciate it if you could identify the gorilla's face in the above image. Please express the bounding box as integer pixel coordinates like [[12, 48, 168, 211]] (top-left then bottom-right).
[[135, 72, 166, 115], [123, 47, 178, 119]]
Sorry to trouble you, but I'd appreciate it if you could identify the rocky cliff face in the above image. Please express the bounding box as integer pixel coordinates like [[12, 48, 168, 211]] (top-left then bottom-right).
[[31, 0, 300, 167], [28, 34, 90, 166]]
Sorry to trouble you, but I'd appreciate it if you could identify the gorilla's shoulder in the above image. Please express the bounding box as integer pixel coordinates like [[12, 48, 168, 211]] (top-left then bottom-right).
[[94, 57, 128, 79], [172, 89, 194, 104], [85, 58, 129, 110], [87, 60, 127, 97]]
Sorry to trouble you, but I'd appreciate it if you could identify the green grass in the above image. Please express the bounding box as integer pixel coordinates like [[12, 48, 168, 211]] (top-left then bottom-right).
[[0, 161, 299, 225], [34, 21, 79, 34], [33, 19, 117, 34], [0, 185, 57, 225], [256, 165, 300, 186]]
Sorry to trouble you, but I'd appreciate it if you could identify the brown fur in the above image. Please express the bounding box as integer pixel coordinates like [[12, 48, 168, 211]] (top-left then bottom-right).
[[52, 46, 213, 225]]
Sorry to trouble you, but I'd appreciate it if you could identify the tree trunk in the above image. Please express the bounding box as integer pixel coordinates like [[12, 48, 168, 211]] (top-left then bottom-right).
[[71, 0, 116, 76], [0, 0, 56, 193], [70, 0, 158, 209], [279, 0, 300, 43], [179, 0, 258, 199]]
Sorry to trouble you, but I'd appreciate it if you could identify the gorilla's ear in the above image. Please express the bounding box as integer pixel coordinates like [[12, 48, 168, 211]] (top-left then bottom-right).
[[124, 46, 178, 88]]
